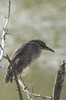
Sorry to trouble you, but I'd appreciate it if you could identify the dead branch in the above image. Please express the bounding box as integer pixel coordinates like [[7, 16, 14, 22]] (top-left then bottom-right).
[[0, 0, 11, 61], [18, 79, 52, 100], [52, 60, 66, 100], [4, 54, 23, 100]]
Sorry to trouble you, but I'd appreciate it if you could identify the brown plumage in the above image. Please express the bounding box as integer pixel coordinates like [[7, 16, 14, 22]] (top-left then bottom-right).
[[5, 40, 54, 83]]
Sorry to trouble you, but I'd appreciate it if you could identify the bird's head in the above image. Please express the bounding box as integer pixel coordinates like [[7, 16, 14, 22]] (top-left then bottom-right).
[[30, 40, 55, 52]]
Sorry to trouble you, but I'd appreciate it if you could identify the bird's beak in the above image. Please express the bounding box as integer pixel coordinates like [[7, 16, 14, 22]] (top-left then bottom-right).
[[44, 45, 55, 52]]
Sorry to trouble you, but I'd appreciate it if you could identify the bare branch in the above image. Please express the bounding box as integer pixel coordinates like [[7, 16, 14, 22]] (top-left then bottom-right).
[[4, 54, 23, 100], [0, 0, 11, 61], [52, 60, 66, 100], [18, 79, 52, 100]]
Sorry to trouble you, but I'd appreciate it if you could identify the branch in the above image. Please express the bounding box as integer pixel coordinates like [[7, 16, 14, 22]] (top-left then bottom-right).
[[0, 0, 11, 61], [18, 79, 51, 100], [52, 60, 66, 100], [4, 55, 23, 100]]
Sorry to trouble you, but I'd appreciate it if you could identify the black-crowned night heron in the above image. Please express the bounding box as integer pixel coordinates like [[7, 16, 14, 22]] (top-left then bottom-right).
[[5, 40, 55, 83]]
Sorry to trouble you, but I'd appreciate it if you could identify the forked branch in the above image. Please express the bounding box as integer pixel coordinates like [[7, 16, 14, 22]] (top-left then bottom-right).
[[0, 0, 11, 61], [18, 79, 52, 100]]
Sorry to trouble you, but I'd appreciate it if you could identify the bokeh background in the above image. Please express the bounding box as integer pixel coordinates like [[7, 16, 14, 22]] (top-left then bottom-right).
[[0, 0, 66, 100]]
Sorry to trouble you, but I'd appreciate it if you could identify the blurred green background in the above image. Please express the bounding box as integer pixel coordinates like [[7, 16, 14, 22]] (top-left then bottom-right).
[[0, 0, 66, 100]]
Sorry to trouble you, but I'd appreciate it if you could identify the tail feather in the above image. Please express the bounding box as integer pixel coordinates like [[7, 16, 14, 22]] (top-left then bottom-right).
[[5, 67, 13, 83]]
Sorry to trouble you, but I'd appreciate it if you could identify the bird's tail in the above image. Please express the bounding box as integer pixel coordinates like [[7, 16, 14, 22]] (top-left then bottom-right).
[[5, 67, 13, 83]]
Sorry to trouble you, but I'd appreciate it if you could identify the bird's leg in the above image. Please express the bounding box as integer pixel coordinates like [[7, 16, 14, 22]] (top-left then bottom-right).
[[19, 74, 27, 89]]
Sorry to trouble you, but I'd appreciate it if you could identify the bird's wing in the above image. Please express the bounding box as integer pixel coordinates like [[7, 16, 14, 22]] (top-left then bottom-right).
[[11, 42, 33, 62], [11, 43, 26, 61]]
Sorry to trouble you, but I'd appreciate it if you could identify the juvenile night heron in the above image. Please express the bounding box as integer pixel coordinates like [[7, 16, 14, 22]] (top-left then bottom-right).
[[5, 40, 55, 83]]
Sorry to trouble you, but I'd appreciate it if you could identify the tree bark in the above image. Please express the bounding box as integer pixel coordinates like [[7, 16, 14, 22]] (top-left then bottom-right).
[[52, 60, 66, 100]]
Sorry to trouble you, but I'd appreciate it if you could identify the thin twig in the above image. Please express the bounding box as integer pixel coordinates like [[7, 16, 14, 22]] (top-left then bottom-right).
[[0, 0, 11, 61], [52, 60, 66, 100], [5, 54, 23, 100]]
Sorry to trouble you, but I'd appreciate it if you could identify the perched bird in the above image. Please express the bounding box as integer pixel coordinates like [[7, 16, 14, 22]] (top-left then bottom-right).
[[5, 40, 55, 83]]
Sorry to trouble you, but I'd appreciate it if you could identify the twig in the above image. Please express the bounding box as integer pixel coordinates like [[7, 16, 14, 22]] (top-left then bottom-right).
[[52, 60, 66, 100], [5, 54, 23, 100], [18, 79, 52, 100], [18, 79, 33, 100], [0, 0, 11, 61]]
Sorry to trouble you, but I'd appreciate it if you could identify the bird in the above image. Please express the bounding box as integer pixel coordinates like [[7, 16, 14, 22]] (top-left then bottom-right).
[[5, 40, 55, 83]]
